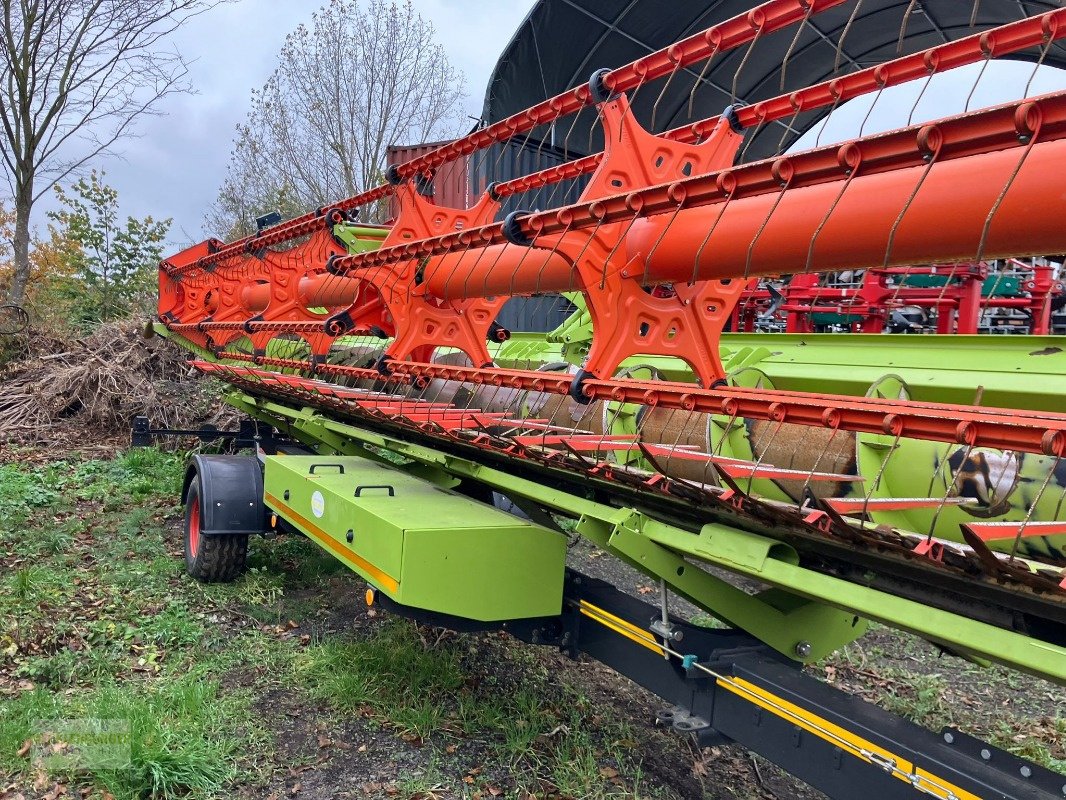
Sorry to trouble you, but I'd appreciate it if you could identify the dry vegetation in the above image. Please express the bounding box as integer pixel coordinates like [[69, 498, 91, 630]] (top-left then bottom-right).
[[0, 321, 236, 449]]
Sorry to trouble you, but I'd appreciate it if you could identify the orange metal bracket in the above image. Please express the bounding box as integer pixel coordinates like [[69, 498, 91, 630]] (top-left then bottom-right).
[[328, 185, 509, 369], [504, 91, 745, 395], [160, 227, 350, 358]]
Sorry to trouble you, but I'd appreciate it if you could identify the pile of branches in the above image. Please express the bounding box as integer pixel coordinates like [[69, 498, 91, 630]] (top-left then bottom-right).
[[0, 320, 238, 448]]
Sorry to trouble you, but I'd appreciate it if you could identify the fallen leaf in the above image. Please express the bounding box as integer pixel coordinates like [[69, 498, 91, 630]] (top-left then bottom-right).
[[16, 740, 32, 758], [539, 724, 569, 739]]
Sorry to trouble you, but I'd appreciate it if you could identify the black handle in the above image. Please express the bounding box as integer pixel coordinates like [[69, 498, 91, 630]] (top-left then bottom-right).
[[354, 484, 395, 497], [309, 463, 345, 475]]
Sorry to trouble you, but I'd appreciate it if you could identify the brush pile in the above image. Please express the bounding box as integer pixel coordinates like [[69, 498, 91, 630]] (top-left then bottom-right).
[[0, 320, 237, 448]]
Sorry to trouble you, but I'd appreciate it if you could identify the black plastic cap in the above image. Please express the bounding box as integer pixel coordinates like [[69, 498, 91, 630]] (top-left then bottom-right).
[[323, 207, 346, 228], [723, 104, 746, 134], [255, 211, 282, 231], [502, 210, 534, 247], [489, 321, 511, 342], [588, 68, 617, 105], [324, 309, 354, 337], [569, 368, 594, 405]]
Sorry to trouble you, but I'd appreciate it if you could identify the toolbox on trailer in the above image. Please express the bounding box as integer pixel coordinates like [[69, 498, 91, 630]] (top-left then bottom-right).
[[262, 455, 567, 621]]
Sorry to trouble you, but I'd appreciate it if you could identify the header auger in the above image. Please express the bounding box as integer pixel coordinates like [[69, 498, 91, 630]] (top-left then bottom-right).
[[155, 2, 1066, 797]]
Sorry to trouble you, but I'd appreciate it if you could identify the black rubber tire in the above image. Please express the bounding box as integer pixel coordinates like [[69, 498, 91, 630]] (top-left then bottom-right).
[[183, 478, 248, 583]]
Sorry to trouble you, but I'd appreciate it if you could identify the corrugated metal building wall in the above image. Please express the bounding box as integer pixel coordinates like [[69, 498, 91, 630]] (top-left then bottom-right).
[[469, 134, 589, 217], [385, 141, 470, 217], [385, 134, 588, 218]]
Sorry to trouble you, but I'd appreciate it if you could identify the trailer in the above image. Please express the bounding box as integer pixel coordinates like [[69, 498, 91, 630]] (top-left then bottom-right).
[[151, 413, 1064, 800]]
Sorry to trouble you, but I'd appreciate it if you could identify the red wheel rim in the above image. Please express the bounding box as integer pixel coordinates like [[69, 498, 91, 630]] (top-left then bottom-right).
[[188, 494, 201, 558]]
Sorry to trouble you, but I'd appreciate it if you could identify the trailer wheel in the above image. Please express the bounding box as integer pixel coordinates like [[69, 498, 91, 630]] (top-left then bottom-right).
[[183, 479, 248, 582]]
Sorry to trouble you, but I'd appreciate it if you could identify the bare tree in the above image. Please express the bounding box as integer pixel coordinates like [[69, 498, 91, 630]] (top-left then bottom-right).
[[0, 0, 226, 305], [208, 0, 466, 237]]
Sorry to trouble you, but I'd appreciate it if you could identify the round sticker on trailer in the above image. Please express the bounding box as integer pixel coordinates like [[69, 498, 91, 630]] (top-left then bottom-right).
[[310, 491, 325, 519]]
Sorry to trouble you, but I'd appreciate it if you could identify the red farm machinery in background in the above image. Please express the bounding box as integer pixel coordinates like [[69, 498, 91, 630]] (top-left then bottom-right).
[[733, 259, 1066, 334]]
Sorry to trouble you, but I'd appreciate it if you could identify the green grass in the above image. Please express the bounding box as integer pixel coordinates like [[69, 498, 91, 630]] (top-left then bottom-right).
[[0, 449, 274, 798], [879, 672, 952, 732], [0, 677, 245, 800], [3, 447, 1061, 798], [295, 619, 465, 738], [817, 624, 1066, 773], [0, 463, 61, 527], [295, 620, 655, 797], [0, 447, 666, 799], [878, 669, 1066, 772]]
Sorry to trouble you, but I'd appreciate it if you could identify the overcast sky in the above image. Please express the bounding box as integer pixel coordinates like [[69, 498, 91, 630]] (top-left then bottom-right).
[[80, 0, 536, 244], [30, 0, 1066, 247]]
